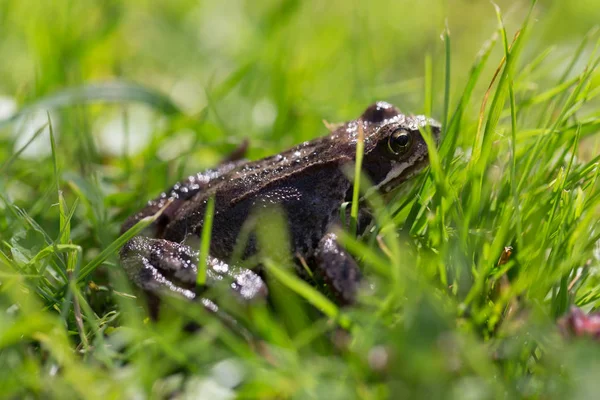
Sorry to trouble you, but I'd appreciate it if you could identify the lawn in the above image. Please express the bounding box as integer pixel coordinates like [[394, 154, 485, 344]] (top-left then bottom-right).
[[1, 0, 600, 398]]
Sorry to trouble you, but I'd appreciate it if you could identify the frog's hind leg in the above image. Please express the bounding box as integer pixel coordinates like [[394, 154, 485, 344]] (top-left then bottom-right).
[[313, 232, 362, 306], [120, 237, 197, 299], [120, 236, 267, 302]]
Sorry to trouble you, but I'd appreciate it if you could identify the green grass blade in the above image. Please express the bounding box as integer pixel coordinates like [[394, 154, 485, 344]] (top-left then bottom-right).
[[0, 81, 181, 129], [197, 195, 215, 287], [263, 259, 350, 329]]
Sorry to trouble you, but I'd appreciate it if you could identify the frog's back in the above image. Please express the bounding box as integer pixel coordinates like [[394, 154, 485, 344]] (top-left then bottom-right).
[[210, 134, 354, 201], [163, 135, 355, 256]]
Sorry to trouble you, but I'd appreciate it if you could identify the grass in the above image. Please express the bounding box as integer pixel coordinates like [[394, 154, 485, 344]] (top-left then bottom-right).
[[1, 0, 600, 398]]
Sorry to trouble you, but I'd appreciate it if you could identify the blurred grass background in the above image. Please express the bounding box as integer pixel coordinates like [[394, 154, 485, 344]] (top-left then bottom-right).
[[1, 0, 600, 399], [1, 0, 597, 162]]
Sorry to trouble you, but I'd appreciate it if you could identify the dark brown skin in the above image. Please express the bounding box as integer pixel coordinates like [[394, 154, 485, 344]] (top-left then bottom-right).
[[120, 102, 440, 307]]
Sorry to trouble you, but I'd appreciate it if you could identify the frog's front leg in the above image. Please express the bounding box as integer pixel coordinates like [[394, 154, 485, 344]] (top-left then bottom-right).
[[313, 232, 362, 305], [120, 236, 267, 302]]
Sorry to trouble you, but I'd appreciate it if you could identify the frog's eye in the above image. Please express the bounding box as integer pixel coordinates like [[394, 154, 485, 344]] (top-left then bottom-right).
[[387, 129, 413, 155]]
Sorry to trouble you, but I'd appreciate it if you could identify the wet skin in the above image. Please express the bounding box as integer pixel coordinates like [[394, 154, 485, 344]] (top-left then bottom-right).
[[120, 102, 440, 308]]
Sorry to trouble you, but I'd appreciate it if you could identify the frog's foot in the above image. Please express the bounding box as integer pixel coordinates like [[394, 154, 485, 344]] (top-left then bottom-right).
[[120, 236, 267, 302], [314, 232, 362, 305]]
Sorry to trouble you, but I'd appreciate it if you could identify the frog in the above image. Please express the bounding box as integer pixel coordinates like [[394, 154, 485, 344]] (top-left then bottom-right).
[[119, 101, 440, 309]]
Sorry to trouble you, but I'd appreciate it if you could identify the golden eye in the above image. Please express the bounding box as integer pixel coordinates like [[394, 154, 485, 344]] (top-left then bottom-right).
[[387, 129, 413, 155]]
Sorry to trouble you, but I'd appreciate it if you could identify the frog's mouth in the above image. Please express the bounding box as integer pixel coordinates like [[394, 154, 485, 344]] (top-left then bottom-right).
[[369, 154, 430, 196]]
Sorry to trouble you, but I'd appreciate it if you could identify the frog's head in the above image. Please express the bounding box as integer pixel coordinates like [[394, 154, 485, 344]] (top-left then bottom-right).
[[359, 101, 440, 193]]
